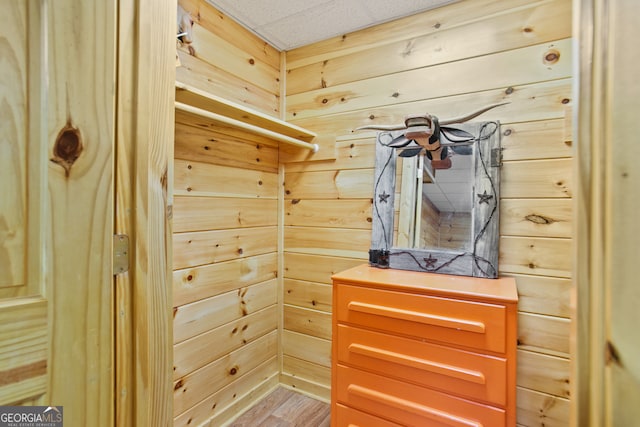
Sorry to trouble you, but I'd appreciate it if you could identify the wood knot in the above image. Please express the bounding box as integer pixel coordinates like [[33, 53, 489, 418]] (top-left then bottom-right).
[[606, 341, 623, 367], [525, 214, 555, 225], [51, 121, 83, 177], [402, 40, 415, 57], [229, 366, 239, 375], [543, 49, 560, 65]]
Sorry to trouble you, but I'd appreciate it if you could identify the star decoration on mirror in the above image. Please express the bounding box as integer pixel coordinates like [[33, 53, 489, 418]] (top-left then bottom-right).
[[423, 254, 438, 268], [477, 190, 494, 204], [378, 191, 391, 204]]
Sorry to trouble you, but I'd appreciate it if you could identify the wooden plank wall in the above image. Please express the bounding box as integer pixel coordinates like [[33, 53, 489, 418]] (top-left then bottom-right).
[[172, 115, 281, 427], [177, 0, 281, 118], [420, 198, 441, 248], [436, 212, 472, 250], [173, 1, 283, 425], [283, 0, 573, 425]]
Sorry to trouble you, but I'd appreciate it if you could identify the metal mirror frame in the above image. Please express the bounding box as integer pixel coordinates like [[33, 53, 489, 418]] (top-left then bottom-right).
[[369, 121, 502, 278]]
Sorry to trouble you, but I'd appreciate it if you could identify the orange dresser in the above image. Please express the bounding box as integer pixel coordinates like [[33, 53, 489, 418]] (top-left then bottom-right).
[[331, 264, 518, 427]]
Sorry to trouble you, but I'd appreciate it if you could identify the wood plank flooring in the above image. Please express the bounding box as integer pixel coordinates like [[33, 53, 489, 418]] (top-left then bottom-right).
[[227, 387, 330, 427]]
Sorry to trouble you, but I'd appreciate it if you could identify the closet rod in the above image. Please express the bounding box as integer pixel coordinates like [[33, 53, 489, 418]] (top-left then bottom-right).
[[175, 102, 319, 152]]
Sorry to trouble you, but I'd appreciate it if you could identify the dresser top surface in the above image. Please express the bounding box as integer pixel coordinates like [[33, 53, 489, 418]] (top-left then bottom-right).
[[332, 264, 518, 303]]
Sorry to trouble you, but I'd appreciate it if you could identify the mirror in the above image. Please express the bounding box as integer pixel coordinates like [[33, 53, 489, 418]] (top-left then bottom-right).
[[396, 151, 474, 251], [369, 121, 501, 278]]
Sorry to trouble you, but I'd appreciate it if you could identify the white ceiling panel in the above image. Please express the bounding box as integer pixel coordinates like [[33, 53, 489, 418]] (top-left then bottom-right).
[[205, 0, 460, 51], [365, 0, 457, 21], [214, 0, 331, 28], [256, 1, 377, 50]]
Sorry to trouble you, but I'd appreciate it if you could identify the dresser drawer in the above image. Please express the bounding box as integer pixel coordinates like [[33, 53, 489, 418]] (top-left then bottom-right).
[[336, 364, 505, 427], [337, 324, 507, 406], [335, 283, 507, 353], [336, 403, 403, 427]]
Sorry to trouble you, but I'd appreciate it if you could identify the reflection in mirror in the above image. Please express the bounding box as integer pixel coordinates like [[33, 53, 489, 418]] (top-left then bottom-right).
[[396, 151, 474, 252]]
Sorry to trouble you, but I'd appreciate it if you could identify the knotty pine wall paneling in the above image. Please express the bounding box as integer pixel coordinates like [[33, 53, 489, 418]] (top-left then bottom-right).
[[177, 0, 281, 117], [173, 1, 283, 425], [283, 0, 573, 424], [172, 118, 281, 427]]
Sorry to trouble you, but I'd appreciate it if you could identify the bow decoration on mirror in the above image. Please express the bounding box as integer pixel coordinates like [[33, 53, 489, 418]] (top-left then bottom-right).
[[354, 103, 507, 170]]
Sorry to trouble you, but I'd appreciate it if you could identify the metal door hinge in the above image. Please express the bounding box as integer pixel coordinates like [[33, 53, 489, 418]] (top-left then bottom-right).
[[491, 147, 504, 167], [113, 234, 129, 275]]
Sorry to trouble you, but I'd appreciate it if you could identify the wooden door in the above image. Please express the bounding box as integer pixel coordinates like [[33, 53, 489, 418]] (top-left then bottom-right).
[[574, 0, 640, 426], [0, 1, 115, 425]]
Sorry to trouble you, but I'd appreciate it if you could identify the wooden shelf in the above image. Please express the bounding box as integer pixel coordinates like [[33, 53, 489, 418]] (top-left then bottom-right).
[[175, 81, 318, 151]]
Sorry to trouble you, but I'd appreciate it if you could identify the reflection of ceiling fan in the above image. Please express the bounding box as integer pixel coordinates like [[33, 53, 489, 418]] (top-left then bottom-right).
[[354, 103, 507, 170]]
